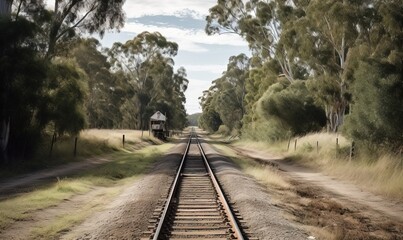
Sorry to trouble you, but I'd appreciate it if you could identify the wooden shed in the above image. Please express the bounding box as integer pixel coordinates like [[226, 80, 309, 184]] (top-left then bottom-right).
[[150, 111, 167, 139]]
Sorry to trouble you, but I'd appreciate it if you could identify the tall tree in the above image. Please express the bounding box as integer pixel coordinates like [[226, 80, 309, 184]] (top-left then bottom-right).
[[71, 38, 126, 128], [107, 31, 188, 130], [292, 0, 372, 132], [0, 0, 12, 16], [206, 0, 304, 82], [45, 0, 125, 59], [0, 17, 47, 161], [199, 54, 250, 132], [343, 0, 403, 150]]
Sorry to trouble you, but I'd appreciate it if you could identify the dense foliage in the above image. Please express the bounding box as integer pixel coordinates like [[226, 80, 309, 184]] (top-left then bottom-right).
[[200, 0, 403, 150], [187, 113, 202, 126], [0, 0, 188, 162]]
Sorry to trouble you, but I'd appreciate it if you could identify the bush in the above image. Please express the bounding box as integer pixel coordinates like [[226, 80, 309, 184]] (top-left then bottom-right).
[[216, 125, 230, 135], [344, 59, 403, 150], [257, 80, 326, 136], [241, 119, 289, 142]]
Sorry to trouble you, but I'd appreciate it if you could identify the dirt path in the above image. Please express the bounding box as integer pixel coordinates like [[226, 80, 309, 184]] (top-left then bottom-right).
[[0, 140, 187, 240], [200, 140, 309, 240], [0, 157, 111, 197], [233, 146, 403, 223], [60, 143, 185, 240], [3, 133, 401, 239], [0, 142, 154, 198]]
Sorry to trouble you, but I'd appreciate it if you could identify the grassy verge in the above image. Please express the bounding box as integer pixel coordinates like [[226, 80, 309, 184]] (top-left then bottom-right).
[[234, 132, 403, 200], [0, 142, 174, 237], [0, 129, 161, 178], [213, 144, 292, 191], [212, 142, 402, 240], [30, 188, 119, 239]]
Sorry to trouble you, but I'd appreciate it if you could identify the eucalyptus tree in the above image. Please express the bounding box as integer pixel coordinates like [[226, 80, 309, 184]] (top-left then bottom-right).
[[7, 0, 124, 59], [206, 0, 304, 82], [243, 58, 281, 125], [0, 0, 12, 161], [0, 16, 47, 160], [1, 0, 126, 161], [214, 54, 250, 130], [343, 0, 403, 150], [109, 31, 188, 130], [199, 54, 250, 132], [0, 0, 12, 16], [285, 0, 372, 132], [71, 38, 126, 128], [199, 88, 222, 133], [166, 67, 189, 129], [48, 0, 124, 58]]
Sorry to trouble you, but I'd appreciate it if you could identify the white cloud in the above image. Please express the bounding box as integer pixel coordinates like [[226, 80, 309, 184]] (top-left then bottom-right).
[[123, 1, 217, 18], [122, 21, 246, 53]]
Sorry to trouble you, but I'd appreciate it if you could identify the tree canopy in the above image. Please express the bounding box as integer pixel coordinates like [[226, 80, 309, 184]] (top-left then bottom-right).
[[0, 2, 189, 162], [201, 0, 403, 151]]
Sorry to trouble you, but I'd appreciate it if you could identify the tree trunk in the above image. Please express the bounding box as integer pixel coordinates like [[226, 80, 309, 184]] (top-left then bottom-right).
[[0, 0, 12, 162], [0, 118, 10, 163], [0, 0, 12, 17]]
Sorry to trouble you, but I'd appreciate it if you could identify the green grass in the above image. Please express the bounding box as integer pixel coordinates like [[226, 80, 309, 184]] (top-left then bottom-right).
[[0, 142, 174, 236]]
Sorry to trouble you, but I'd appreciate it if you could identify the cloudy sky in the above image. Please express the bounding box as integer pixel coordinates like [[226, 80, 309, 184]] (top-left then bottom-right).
[[99, 0, 250, 114]]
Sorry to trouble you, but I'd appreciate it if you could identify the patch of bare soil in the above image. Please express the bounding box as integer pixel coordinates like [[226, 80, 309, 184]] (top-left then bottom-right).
[[0, 187, 108, 239], [60, 140, 186, 240], [0, 157, 111, 198], [0, 142, 154, 198], [229, 146, 403, 239], [200, 140, 309, 240], [0, 140, 186, 240]]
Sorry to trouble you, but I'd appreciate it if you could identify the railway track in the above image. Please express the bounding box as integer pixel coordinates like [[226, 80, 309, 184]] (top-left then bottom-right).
[[142, 131, 252, 239]]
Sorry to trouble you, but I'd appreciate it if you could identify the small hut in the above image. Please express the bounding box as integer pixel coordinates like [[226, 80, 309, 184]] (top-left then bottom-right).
[[150, 111, 167, 139]]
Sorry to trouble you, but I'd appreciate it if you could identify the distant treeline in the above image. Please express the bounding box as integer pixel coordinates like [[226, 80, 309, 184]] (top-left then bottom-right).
[[187, 113, 202, 126]]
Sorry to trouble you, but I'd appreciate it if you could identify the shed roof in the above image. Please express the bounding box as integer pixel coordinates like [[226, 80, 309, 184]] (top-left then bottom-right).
[[150, 111, 167, 121]]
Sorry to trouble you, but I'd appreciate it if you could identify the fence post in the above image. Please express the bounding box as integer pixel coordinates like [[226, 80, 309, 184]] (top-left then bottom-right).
[[49, 133, 56, 157], [349, 141, 355, 161], [294, 139, 298, 151], [316, 141, 319, 153], [122, 134, 125, 147], [287, 137, 291, 151], [336, 137, 339, 157], [74, 137, 78, 157]]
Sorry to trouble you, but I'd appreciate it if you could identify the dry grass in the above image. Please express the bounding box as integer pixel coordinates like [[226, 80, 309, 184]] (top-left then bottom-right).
[[328, 154, 403, 199], [212, 144, 291, 190], [0, 179, 90, 229], [30, 189, 118, 239], [244, 166, 292, 190], [0, 134, 174, 237], [211, 135, 403, 240], [80, 129, 159, 148], [0, 129, 162, 178], [235, 132, 403, 200]]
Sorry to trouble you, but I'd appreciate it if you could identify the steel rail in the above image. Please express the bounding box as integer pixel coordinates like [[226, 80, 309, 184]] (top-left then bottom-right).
[[196, 135, 245, 240], [152, 133, 192, 240]]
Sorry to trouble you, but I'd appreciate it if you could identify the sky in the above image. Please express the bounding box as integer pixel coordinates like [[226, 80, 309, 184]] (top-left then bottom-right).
[[98, 0, 250, 114]]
